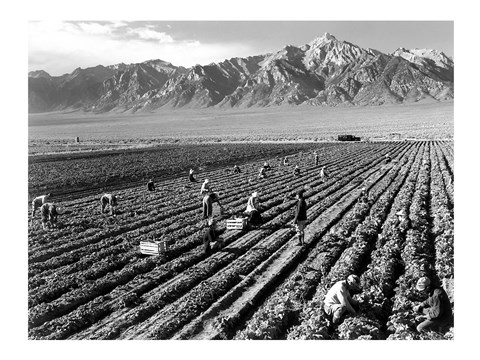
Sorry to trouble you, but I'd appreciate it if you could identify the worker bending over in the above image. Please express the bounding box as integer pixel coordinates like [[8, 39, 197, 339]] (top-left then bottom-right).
[[293, 165, 301, 178], [233, 165, 241, 174], [40, 202, 64, 230], [32, 193, 52, 217], [100, 193, 118, 215], [324, 274, 362, 325]]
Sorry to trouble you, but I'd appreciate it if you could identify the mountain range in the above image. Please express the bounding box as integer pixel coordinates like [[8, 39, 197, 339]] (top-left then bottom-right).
[[28, 33, 454, 113]]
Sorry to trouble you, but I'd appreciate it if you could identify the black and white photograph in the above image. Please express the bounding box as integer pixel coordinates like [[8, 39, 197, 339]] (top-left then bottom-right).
[[3, 0, 478, 358]]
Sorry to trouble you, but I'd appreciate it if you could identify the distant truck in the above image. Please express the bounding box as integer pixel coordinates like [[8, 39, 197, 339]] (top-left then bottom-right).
[[338, 135, 361, 141]]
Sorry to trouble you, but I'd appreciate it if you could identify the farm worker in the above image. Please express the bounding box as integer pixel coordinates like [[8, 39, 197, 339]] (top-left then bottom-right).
[[358, 187, 369, 203], [147, 179, 155, 191], [314, 151, 319, 166], [377, 209, 409, 248], [200, 178, 211, 195], [189, 169, 198, 183], [233, 165, 241, 174], [385, 153, 392, 163], [320, 166, 329, 182], [31, 193, 52, 217], [324, 274, 362, 325], [202, 192, 224, 222], [202, 218, 218, 255], [245, 191, 262, 225], [258, 167, 266, 179], [40, 203, 64, 230], [263, 162, 272, 171], [413, 277, 453, 333], [100, 193, 118, 215], [293, 189, 307, 246], [283, 156, 289, 166], [293, 165, 301, 177]]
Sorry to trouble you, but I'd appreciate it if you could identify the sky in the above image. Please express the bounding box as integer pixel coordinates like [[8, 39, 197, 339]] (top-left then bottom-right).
[[29, 20, 453, 76]]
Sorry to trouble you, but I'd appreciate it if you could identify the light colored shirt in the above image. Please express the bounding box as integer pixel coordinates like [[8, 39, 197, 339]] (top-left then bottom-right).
[[246, 196, 259, 213], [324, 280, 354, 309], [200, 182, 211, 194]]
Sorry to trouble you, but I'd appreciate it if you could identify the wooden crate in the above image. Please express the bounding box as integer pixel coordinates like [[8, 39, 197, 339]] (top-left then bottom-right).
[[226, 217, 248, 230], [140, 240, 169, 256]]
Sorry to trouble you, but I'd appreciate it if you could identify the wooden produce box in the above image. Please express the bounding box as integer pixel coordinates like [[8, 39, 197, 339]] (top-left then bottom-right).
[[140, 240, 171, 256], [226, 217, 248, 230]]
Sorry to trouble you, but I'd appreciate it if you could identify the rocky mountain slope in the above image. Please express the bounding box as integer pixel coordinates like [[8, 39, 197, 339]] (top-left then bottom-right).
[[28, 33, 454, 113]]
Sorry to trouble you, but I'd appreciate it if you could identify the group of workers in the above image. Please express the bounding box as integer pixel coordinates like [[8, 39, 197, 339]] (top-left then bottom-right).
[[323, 273, 453, 334], [29, 149, 452, 334]]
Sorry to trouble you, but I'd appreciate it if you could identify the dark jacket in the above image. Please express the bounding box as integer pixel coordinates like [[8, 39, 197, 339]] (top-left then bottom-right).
[[421, 287, 453, 321], [294, 198, 307, 222], [147, 181, 155, 191]]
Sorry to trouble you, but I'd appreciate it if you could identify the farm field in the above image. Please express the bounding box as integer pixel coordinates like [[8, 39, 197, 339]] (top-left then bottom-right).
[[27, 140, 454, 340]]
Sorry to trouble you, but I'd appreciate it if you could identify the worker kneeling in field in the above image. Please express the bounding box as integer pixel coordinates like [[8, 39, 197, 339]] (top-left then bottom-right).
[[203, 192, 224, 224], [202, 218, 223, 255], [40, 202, 64, 230], [245, 191, 262, 226], [100, 193, 118, 215], [324, 274, 362, 325], [31, 193, 52, 217], [413, 276, 453, 333]]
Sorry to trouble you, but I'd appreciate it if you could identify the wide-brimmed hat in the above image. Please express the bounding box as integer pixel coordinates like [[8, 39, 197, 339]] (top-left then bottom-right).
[[296, 189, 305, 197], [204, 179, 209, 183], [56, 206, 65, 215], [416, 277, 431, 291], [347, 274, 361, 290], [252, 192, 258, 197], [189, 169, 194, 174]]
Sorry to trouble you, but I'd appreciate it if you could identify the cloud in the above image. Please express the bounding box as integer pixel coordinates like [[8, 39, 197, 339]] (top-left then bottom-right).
[[126, 27, 174, 42], [28, 21, 254, 75]]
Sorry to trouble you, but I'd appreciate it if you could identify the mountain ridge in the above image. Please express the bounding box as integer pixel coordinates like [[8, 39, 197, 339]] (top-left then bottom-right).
[[28, 33, 454, 113]]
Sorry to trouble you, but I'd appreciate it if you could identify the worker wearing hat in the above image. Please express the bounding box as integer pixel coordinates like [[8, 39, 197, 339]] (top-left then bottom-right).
[[245, 191, 262, 226], [413, 276, 453, 333], [202, 192, 224, 224], [40, 202, 64, 230], [294, 189, 307, 246], [324, 274, 362, 325]]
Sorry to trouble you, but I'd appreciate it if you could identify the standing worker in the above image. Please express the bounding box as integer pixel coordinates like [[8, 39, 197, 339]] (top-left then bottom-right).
[[320, 166, 329, 182], [314, 151, 319, 166], [100, 193, 118, 215], [293, 189, 307, 246], [200, 178, 211, 195], [40, 202, 64, 230], [31, 193, 52, 217], [283, 156, 289, 166], [324, 274, 362, 325], [147, 179, 155, 191], [413, 277, 453, 333], [245, 191, 262, 225], [189, 169, 198, 183], [203, 192, 224, 223]]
